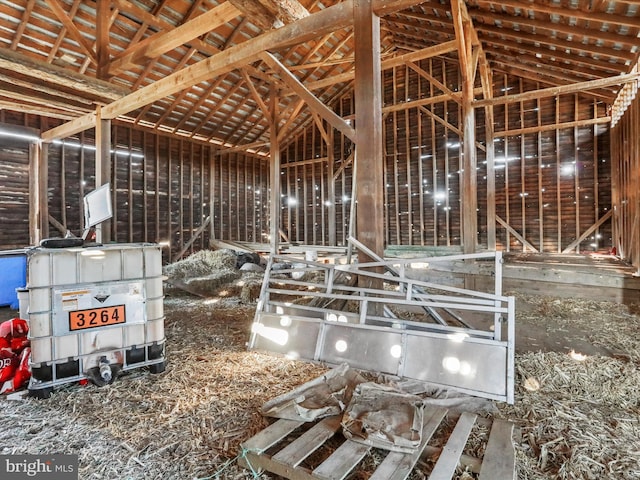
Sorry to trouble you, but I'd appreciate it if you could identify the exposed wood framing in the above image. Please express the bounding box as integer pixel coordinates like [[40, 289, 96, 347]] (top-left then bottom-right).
[[611, 90, 640, 271], [270, 87, 281, 255], [175, 216, 212, 261], [354, 0, 385, 262], [452, 0, 478, 254], [0, 48, 128, 102], [278, 53, 610, 253], [42, 0, 97, 65], [41, 0, 357, 142], [108, 2, 241, 75], [474, 73, 640, 107], [562, 210, 614, 254], [496, 215, 538, 253], [94, 107, 112, 242], [260, 51, 356, 142]]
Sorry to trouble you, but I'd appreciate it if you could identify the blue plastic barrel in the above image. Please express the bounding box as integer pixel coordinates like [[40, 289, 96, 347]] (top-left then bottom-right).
[[0, 250, 27, 309]]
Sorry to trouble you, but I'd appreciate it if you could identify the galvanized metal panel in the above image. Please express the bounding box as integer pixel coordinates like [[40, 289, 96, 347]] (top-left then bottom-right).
[[253, 313, 320, 360], [403, 335, 507, 397], [320, 324, 402, 375]]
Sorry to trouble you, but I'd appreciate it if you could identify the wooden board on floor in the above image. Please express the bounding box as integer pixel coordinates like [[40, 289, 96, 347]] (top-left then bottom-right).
[[238, 407, 517, 480]]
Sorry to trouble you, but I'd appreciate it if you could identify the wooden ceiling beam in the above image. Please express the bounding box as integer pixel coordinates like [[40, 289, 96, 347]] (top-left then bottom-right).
[[0, 99, 76, 120], [96, 0, 111, 79], [0, 47, 128, 101], [0, 87, 90, 115], [42, 0, 97, 64], [474, 0, 640, 29], [276, 98, 306, 142], [42, 0, 355, 142], [304, 40, 457, 91], [260, 0, 309, 24], [229, 0, 282, 30], [0, 71, 96, 108], [260, 51, 356, 141], [491, 65, 615, 102], [108, 2, 241, 76], [193, 80, 245, 139], [133, 46, 197, 122], [390, 9, 452, 26], [373, 0, 430, 17], [46, 0, 82, 63], [474, 72, 639, 107]]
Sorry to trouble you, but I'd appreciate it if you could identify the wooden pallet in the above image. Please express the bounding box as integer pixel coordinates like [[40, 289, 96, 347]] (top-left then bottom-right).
[[238, 407, 517, 480]]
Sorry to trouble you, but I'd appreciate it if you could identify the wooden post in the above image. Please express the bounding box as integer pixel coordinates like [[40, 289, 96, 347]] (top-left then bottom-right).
[[269, 87, 281, 255], [354, 0, 384, 263], [480, 57, 496, 250], [29, 140, 48, 245], [452, 0, 477, 254], [209, 148, 216, 244], [94, 106, 112, 243], [327, 128, 336, 246]]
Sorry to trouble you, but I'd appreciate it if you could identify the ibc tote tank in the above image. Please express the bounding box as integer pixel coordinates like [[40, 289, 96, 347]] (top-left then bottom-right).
[[24, 243, 166, 398]]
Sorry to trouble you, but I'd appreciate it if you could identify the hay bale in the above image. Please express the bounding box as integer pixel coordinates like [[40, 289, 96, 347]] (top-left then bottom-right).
[[164, 249, 237, 281], [183, 270, 241, 296]]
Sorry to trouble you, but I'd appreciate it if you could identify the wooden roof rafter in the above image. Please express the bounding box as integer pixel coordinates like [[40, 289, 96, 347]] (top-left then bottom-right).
[[473, 0, 640, 30], [42, 0, 97, 65], [475, 23, 636, 63], [470, 8, 640, 48], [481, 35, 628, 74], [11, 0, 36, 50]]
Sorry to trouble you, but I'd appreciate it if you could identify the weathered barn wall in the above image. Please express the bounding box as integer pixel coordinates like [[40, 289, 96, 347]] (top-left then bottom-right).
[[0, 128, 33, 248], [0, 112, 270, 261], [610, 93, 640, 271], [491, 77, 611, 254], [214, 151, 270, 243], [281, 59, 612, 253]]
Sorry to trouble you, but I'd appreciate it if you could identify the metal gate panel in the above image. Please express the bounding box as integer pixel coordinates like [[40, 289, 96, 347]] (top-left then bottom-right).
[[250, 250, 515, 403]]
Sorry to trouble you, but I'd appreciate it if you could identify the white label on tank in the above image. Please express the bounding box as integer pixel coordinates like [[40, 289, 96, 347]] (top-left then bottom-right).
[[52, 281, 147, 336], [60, 290, 92, 310], [61, 299, 78, 311]]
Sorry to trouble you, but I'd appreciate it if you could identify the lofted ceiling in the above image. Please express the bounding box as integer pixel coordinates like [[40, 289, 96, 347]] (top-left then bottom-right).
[[0, 0, 639, 156]]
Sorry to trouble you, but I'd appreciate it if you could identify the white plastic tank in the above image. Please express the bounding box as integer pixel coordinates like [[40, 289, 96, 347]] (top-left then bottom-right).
[[24, 243, 165, 397]]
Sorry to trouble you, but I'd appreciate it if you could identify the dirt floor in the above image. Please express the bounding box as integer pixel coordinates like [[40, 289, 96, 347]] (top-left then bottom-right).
[[0, 286, 639, 479]]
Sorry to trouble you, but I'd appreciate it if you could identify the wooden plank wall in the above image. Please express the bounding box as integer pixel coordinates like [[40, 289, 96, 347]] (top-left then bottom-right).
[[214, 151, 270, 243], [491, 76, 611, 253], [0, 131, 32, 248], [281, 59, 612, 253], [610, 93, 640, 270], [0, 111, 270, 262], [281, 97, 354, 245]]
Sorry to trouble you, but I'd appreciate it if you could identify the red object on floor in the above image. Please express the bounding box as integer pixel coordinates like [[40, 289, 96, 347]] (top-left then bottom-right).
[[0, 318, 29, 339], [0, 319, 31, 394]]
